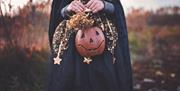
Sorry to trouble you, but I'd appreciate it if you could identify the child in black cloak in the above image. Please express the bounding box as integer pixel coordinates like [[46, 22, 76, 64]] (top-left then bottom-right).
[[47, 0, 133, 91]]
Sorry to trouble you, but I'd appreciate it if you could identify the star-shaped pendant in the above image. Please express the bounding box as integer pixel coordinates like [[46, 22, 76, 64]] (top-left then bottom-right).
[[54, 57, 62, 65], [113, 58, 116, 64], [83, 57, 92, 64]]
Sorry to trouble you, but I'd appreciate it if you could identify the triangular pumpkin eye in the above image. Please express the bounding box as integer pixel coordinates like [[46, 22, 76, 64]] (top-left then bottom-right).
[[81, 33, 85, 38], [96, 31, 99, 35], [90, 38, 93, 43]]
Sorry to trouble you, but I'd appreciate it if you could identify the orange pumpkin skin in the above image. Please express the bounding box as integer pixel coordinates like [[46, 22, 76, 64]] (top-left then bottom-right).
[[75, 27, 105, 57]]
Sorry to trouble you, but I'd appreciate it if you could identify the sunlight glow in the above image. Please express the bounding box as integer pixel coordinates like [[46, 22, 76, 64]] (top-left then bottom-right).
[[1, 0, 180, 15]]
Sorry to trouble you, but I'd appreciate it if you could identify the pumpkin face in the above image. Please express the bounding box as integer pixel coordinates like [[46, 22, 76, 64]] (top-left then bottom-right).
[[75, 27, 105, 57]]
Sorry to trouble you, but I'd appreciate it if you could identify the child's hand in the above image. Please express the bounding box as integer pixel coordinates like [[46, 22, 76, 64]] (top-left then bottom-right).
[[67, 0, 86, 13], [85, 0, 104, 13]]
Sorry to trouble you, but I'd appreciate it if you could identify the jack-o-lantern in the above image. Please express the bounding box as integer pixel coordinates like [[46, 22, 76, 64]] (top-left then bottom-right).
[[75, 27, 105, 57]]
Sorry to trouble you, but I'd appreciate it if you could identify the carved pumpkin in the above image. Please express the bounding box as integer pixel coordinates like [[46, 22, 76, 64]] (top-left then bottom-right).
[[75, 27, 105, 57]]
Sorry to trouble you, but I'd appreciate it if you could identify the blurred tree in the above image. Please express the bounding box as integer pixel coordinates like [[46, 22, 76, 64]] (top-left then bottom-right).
[[127, 7, 180, 91]]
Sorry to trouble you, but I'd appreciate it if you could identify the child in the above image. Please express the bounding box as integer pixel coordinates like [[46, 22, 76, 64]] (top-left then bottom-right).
[[47, 0, 133, 91]]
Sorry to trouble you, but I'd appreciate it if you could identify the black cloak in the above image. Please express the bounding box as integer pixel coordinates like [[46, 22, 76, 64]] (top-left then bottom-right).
[[47, 0, 133, 91]]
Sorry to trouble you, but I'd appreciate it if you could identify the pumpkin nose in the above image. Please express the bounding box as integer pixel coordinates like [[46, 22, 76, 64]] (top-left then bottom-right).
[[90, 38, 93, 43]]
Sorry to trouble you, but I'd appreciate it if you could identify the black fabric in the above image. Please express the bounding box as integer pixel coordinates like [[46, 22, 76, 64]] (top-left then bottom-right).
[[47, 0, 133, 91]]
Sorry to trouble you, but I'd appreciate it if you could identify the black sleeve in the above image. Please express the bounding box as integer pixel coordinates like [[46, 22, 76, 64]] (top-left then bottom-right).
[[102, 0, 115, 14]]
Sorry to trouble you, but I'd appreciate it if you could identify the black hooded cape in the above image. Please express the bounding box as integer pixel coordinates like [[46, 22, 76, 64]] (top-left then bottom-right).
[[47, 0, 133, 91]]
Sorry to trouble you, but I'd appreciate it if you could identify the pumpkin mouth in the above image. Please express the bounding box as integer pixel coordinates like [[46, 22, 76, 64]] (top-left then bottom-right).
[[77, 40, 105, 51]]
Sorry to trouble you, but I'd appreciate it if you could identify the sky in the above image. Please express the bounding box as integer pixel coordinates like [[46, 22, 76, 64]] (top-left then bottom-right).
[[0, 0, 45, 14], [121, 0, 180, 13], [1, 0, 180, 14]]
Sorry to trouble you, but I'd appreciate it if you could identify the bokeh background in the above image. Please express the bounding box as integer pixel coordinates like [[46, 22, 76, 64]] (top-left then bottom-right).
[[0, 0, 180, 91]]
